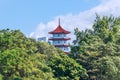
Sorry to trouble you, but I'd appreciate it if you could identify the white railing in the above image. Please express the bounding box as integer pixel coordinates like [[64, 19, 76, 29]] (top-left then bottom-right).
[[53, 41, 68, 45]]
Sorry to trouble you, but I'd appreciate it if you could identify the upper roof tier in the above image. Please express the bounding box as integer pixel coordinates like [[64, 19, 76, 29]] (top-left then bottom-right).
[[49, 19, 70, 34]]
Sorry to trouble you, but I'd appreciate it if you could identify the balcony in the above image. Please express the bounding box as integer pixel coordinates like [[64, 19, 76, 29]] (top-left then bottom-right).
[[49, 37, 71, 40]]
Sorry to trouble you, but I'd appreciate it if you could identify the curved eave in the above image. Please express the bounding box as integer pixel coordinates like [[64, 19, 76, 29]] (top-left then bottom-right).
[[49, 38, 71, 40], [55, 45, 69, 47], [48, 25, 71, 34]]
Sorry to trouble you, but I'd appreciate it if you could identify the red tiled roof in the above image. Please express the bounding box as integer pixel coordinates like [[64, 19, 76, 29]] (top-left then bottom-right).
[[49, 25, 70, 34]]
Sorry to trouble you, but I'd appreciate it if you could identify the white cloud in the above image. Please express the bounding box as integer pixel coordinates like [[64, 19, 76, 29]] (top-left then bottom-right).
[[30, 0, 120, 43]]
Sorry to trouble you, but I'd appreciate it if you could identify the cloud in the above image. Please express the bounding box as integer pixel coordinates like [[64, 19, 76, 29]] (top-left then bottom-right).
[[30, 0, 120, 43]]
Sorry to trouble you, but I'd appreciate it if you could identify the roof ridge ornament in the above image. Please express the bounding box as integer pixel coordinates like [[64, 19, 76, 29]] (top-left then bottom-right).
[[59, 18, 60, 26]]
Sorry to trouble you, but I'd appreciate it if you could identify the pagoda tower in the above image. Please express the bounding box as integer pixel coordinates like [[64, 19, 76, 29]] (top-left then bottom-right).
[[48, 19, 71, 53]]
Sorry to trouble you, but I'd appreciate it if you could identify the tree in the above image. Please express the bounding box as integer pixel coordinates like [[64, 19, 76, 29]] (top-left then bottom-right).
[[93, 14, 120, 43], [0, 29, 55, 80], [0, 29, 87, 80], [70, 15, 120, 80], [48, 53, 88, 80]]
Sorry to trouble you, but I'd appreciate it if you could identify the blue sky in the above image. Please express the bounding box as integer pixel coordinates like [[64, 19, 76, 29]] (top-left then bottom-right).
[[0, 0, 100, 35], [0, 0, 120, 40]]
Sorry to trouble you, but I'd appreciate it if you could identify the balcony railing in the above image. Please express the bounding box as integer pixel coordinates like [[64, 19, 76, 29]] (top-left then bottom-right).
[[49, 37, 71, 40]]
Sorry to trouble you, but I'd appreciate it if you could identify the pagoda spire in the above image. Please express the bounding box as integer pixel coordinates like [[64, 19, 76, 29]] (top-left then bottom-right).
[[59, 18, 60, 25]]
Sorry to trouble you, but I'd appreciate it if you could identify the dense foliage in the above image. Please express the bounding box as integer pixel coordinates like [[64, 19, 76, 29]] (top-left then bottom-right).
[[0, 29, 87, 80], [70, 15, 120, 80]]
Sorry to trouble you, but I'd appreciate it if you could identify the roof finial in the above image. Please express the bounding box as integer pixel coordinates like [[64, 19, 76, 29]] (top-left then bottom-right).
[[59, 18, 60, 25]]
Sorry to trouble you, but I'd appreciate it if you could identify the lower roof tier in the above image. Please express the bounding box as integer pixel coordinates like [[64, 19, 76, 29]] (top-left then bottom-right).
[[55, 44, 69, 47], [49, 38, 71, 40]]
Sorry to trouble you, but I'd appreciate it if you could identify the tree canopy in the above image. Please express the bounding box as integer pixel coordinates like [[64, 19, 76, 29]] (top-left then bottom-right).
[[70, 15, 120, 80], [0, 29, 87, 80]]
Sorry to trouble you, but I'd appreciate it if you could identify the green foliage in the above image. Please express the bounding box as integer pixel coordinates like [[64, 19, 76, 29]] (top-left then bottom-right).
[[93, 14, 120, 43], [0, 74, 3, 80], [48, 53, 88, 80], [0, 29, 55, 80], [0, 29, 87, 80], [95, 56, 120, 80], [70, 15, 120, 80]]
